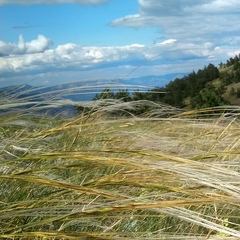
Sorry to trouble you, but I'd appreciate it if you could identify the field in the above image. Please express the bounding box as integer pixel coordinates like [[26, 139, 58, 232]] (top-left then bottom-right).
[[1, 98, 240, 239]]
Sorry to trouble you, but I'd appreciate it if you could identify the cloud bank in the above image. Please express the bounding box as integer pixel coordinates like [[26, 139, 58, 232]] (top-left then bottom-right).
[[110, 0, 240, 45], [1, 0, 240, 86], [0, 0, 109, 6], [0, 34, 227, 83], [0, 35, 52, 56]]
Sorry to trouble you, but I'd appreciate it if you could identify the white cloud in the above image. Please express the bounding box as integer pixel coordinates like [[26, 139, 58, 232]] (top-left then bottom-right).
[[108, 0, 240, 80], [192, 0, 240, 13], [0, 33, 237, 86], [1, 0, 239, 87], [0, 34, 224, 81], [0, 36, 148, 77], [0, 34, 52, 56], [26, 35, 53, 53], [110, 0, 240, 46], [158, 39, 177, 45], [0, 0, 108, 5]]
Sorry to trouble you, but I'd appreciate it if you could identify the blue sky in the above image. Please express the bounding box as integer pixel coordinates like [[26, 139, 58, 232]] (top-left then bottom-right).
[[0, 0, 240, 87]]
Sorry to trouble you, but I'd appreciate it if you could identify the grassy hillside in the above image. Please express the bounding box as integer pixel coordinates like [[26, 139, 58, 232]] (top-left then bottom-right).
[[92, 54, 240, 111], [2, 55, 240, 239], [162, 54, 240, 109], [2, 86, 240, 239]]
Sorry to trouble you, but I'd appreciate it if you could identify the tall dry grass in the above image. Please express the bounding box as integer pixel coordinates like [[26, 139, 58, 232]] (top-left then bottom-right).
[[1, 85, 240, 239]]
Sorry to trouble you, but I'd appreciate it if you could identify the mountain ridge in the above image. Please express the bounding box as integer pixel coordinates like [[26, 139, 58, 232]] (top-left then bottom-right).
[[0, 72, 185, 102]]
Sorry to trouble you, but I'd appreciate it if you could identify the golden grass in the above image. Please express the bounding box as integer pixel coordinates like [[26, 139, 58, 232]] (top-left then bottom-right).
[[1, 92, 240, 239]]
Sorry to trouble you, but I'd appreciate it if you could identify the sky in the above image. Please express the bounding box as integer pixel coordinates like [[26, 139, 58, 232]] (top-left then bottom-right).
[[0, 0, 240, 87]]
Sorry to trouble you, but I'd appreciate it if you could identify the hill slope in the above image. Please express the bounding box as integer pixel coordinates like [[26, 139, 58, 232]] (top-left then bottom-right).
[[93, 54, 240, 110]]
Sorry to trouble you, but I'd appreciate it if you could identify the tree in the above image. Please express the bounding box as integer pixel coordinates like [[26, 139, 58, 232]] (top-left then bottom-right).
[[219, 62, 224, 68], [93, 88, 115, 100], [206, 63, 219, 80], [132, 90, 146, 101], [164, 78, 187, 107], [114, 89, 132, 102], [191, 83, 225, 109], [200, 83, 225, 108]]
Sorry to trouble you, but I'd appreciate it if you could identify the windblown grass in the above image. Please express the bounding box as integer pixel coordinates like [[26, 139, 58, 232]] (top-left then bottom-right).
[[1, 86, 240, 239]]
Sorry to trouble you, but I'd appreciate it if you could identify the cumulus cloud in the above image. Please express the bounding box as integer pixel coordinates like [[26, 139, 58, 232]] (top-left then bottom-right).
[[110, 0, 240, 46], [0, 0, 108, 5], [0, 34, 52, 56], [0, 34, 223, 81], [0, 36, 147, 77], [1, 0, 239, 86], [158, 39, 177, 45]]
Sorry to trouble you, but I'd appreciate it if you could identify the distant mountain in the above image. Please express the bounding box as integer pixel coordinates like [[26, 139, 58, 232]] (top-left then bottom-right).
[[0, 73, 184, 102], [121, 73, 186, 88], [0, 73, 183, 117], [118, 55, 240, 110], [4, 58, 240, 116]]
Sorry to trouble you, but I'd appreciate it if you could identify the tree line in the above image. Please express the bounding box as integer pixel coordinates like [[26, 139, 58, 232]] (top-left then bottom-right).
[[76, 55, 240, 115], [93, 63, 225, 108]]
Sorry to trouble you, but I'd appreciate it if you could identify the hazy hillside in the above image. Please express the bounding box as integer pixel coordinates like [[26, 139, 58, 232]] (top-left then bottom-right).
[[93, 54, 240, 111], [2, 57, 240, 239], [0, 73, 183, 102], [0, 73, 184, 117], [2, 78, 240, 239], [1, 55, 240, 118]]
